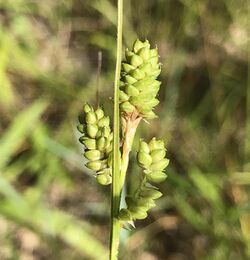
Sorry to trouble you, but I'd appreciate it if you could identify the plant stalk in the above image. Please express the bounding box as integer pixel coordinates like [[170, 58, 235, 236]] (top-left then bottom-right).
[[110, 0, 123, 259]]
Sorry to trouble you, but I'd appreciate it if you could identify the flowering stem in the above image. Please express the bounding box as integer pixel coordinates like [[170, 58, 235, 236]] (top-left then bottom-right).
[[110, 0, 123, 259]]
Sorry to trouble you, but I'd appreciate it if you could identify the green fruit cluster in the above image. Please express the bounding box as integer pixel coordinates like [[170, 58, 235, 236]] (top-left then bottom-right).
[[119, 138, 169, 221], [119, 39, 161, 119], [137, 138, 169, 183], [77, 103, 113, 185]]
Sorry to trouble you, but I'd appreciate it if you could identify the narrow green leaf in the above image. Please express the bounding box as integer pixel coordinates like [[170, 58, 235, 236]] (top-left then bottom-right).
[[0, 174, 108, 259], [0, 100, 47, 168]]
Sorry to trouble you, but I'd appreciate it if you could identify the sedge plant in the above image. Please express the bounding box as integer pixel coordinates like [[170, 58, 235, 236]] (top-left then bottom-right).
[[77, 1, 169, 259]]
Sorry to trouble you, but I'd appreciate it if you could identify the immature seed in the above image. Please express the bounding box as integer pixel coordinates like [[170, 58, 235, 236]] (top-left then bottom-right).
[[130, 207, 147, 220], [83, 138, 96, 150], [149, 158, 169, 171], [137, 151, 152, 167], [139, 141, 150, 154], [85, 150, 103, 161], [87, 124, 98, 138], [150, 149, 166, 162], [120, 101, 135, 113], [95, 108, 104, 120], [146, 171, 167, 183], [140, 189, 163, 199], [119, 209, 132, 221], [96, 173, 112, 185], [85, 111, 97, 124], [83, 103, 92, 113], [97, 137, 107, 151], [98, 117, 110, 127]]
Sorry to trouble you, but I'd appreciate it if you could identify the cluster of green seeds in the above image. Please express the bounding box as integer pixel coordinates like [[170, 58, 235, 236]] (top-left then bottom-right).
[[119, 138, 169, 221], [119, 39, 161, 119], [77, 104, 113, 185], [137, 137, 169, 183]]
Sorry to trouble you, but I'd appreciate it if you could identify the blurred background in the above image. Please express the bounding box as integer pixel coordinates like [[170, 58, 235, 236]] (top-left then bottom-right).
[[0, 0, 249, 259]]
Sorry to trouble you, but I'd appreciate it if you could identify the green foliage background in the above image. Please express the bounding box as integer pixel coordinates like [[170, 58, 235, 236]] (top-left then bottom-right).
[[0, 0, 249, 259]]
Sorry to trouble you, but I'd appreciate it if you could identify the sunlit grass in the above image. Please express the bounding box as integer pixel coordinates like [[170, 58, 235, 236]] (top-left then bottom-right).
[[0, 0, 249, 259]]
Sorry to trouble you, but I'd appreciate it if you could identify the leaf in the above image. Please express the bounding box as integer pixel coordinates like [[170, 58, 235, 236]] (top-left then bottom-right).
[[0, 29, 15, 107], [189, 169, 223, 208], [231, 172, 250, 185], [0, 100, 48, 169], [173, 192, 208, 232], [0, 174, 108, 259]]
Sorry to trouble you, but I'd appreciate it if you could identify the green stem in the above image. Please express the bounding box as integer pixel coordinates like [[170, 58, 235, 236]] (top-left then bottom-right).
[[245, 1, 250, 164], [110, 0, 123, 259]]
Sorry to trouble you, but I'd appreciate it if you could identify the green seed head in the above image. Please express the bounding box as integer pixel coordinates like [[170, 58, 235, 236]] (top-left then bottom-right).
[[78, 103, 113, 185], [120, 39, 161, 118]]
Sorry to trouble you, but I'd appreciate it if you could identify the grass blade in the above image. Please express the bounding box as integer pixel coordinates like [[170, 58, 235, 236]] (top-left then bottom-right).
[[0, 100, 47, 169]]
